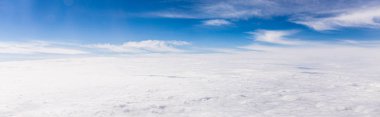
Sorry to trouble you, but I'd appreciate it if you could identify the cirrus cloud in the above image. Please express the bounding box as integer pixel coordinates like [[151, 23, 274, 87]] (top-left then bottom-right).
[[202, 19, 231, 26], [294, 7, 380, 31], [88, 40, 191, 53], [0, 41, 87, 55], [149, 0, 380, 31]]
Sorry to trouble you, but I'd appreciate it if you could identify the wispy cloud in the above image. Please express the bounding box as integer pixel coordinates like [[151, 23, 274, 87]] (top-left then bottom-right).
[[247, 30, 299, 45], [0, 40, 192, 55], [148, 11, 197, 19], [202, 19, 231, 26], [88, 40, 191, 53], [0, 41, 87, 55], [151, 0, 380, 18], [148, 0, 380, 31], [294, 7, 380, 31]]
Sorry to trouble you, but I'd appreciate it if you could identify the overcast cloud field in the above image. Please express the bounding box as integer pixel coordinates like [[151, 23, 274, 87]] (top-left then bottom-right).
[[1, 46, 379, 117], [2, 0, 380, 117]]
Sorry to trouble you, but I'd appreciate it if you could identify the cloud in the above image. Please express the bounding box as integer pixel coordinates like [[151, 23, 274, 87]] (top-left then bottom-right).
[[0, 40, 192, 55], [149, 12, 197, 19], [149, 1, 269, 19], [151, 0, 380, 19], [247, 30, 299, 45], [0, 41, 87, 55], [202, 19, 231, 26], [88, 40, 191, 53], [148, 0, 380, 30], [294, 7, 380, 31]]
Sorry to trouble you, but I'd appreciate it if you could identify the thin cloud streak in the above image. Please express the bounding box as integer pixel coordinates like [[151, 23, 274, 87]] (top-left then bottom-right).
[[0, 41, 87, 55], [149, 0, 380, 31], [294, 7, 380, 31], [88, 40, 191, 53], [1, 38, 379, 56], [202, 19, 231, 26]]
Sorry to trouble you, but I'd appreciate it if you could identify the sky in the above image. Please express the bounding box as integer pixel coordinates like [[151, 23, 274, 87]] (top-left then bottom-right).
[[1, 0, 380, 54]]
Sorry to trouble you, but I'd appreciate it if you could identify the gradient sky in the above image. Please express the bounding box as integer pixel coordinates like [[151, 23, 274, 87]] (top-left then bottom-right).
[[1, 0, 380, 49]]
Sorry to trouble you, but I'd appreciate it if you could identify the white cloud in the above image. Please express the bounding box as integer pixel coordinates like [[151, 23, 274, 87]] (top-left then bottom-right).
[[0, 40, 192, 55], [0, 41, 87, 55], [247, 30, 299, 45], [89, 40, 191, 53], [149, 0, 380, 30], [2, 40, 380, 116], [199, 1, 270, 19], [151, 0, 380, 19], [202, 19, 231, 26], [294, 7, 380, 31], [149, 12, 197, 19]]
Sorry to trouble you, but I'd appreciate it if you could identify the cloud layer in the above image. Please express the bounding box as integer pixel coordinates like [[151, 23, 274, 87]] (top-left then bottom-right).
[[0, 40, 191, 55], [88, 40, 191, 53], [0, 41, 87, 55], [0, 38, 378, 56]]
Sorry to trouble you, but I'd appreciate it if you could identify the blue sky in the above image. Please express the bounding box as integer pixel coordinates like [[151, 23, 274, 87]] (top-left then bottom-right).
[[0, 0, 380, 54]]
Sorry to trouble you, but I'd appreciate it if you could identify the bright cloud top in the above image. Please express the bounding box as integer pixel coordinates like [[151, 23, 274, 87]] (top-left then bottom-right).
[[1, 43, 380, 116], [248, 30, 299, 45], [202, 19, 231, 26], [89, 40, 191, 53]]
